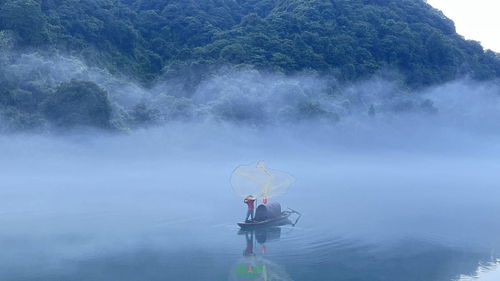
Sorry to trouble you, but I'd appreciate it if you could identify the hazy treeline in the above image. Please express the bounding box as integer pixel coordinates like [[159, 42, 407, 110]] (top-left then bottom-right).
[[2, 49, 500, 134], [0, 49, 440, 132], [1, 0, 500, 132]]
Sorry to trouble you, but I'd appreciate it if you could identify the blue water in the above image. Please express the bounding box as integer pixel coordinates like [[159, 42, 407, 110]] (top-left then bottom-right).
[[1, 132, 500, 281]]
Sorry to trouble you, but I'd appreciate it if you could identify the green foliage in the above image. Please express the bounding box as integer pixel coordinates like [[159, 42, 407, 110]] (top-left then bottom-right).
[[0, 0, 48, 45], [297, 102, 340, 122], [130, 101, 159, 126], [0, 0, 498, 86], [42, 80, 112, 129], [1, 0, 500, 131]]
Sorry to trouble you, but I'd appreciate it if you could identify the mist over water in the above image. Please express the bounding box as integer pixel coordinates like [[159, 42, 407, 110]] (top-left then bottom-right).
[[2, 52, 500, 280], [2, 50, 499, 132]]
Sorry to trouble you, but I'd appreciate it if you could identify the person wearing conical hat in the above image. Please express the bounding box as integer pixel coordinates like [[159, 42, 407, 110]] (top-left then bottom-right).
[[244, 195, 256, 222]]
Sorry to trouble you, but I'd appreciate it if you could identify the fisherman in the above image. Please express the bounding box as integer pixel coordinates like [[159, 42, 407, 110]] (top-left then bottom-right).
[[244, 195, 256, 222]]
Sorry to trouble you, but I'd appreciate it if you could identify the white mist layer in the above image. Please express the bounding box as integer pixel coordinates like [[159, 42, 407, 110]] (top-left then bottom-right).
[[2, 51, 500, 271], [2, 51, 500, 136]]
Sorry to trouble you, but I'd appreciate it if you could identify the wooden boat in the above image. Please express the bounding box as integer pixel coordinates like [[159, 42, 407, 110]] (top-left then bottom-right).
[[237, 203, 301, 229], [238, 212, 293, 229]]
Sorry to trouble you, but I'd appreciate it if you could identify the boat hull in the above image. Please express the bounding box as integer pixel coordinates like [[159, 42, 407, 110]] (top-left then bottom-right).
[[237, 213, 292, 229]]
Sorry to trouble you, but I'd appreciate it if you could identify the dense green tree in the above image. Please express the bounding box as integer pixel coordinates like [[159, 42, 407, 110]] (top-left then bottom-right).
[[42, 80, 112, 129], [1, 0, 498, 86], [1, 0, 500, 131], [0, 0, 48, 44], [131, 101, 159, 126]]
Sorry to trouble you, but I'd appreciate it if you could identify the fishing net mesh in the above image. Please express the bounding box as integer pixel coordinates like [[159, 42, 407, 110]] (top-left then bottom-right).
[[231, 161, 295, 199]]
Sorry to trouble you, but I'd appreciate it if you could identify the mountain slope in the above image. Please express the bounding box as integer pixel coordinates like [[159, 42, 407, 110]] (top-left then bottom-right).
[[1, 0, 499, 85], [1, 0, 500, 131]]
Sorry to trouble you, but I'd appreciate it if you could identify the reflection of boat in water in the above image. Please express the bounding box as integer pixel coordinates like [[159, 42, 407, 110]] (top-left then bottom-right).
[[237, 202, 301, 229], [245, 227, 283, 245], [229, 255, 293, 281], [229, 227, 293, 281]]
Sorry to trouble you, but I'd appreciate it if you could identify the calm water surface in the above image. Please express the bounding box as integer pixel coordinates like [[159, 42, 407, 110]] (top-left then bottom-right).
[[1, 133, 500, 281]]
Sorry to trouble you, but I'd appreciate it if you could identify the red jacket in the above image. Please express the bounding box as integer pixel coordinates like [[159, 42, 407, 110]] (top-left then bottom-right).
[[244, 199, 255, 210]]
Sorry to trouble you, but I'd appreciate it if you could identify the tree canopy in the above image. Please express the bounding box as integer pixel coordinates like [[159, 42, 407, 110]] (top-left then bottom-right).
[[0, 0, 498, 85], [1, 0, 500, 131]]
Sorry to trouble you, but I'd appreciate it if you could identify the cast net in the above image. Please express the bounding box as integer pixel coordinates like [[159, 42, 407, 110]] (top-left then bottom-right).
[[231, 161, 295, 199]]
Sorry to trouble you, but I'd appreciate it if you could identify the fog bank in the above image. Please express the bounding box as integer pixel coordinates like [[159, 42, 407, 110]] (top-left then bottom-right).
[[1, 51, 500, 137]]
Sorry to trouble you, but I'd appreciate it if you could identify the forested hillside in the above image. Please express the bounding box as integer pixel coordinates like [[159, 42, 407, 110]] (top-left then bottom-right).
[[1, 0, 500, 131], [2, 0, 500, 84]]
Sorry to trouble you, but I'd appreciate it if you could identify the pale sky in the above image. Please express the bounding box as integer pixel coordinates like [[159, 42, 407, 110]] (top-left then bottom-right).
[[426, 0, 500, 52]]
